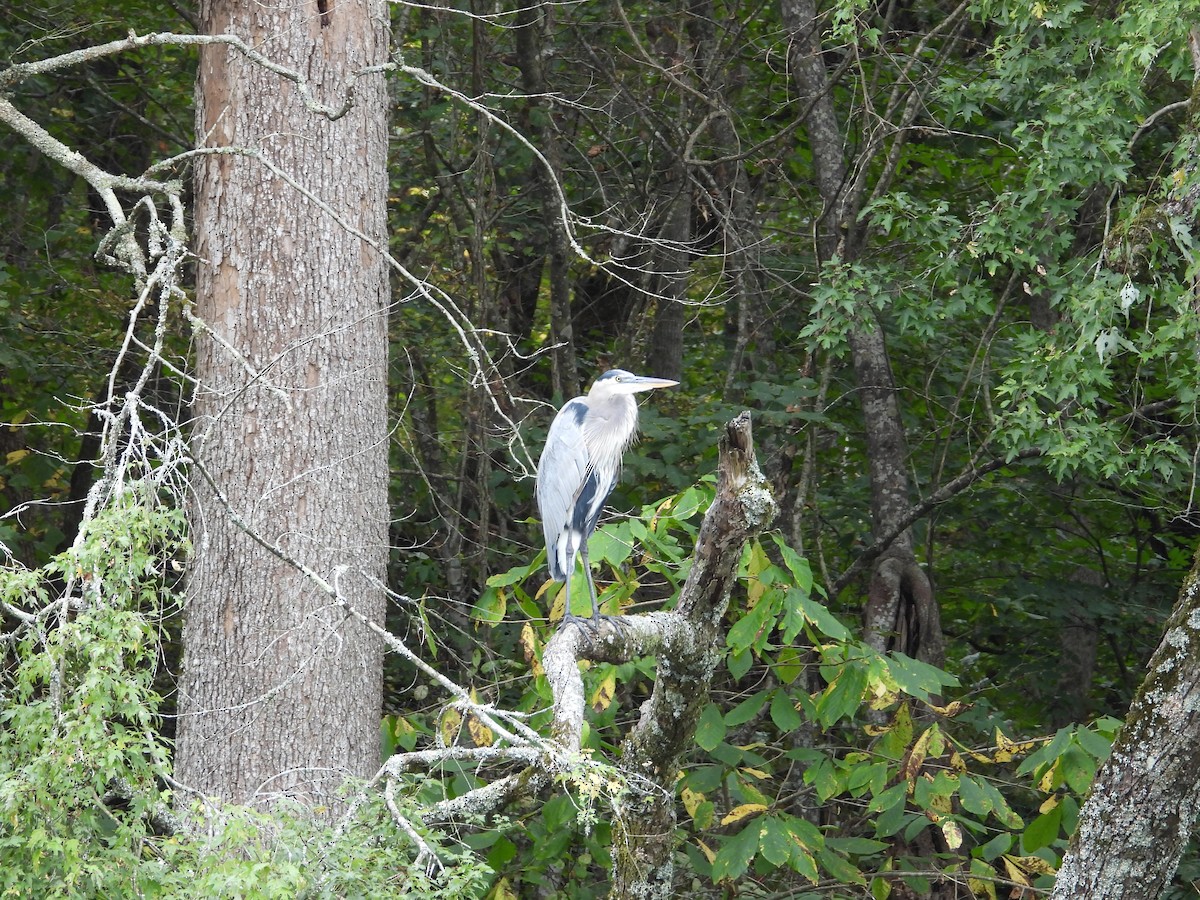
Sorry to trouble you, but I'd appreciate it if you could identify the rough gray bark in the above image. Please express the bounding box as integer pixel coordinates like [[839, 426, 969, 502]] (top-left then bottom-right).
[[783, 0, 943, 669], [608, 412, 776, 898], [849, 324, 943, 667], [176, 0, 391, 809], [1051, 547, 1200, 899], [781, 0, 848, 261]]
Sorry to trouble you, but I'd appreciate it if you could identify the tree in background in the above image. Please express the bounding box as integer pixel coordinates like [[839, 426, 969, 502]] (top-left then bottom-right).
[[5, 0, 1200, 897]]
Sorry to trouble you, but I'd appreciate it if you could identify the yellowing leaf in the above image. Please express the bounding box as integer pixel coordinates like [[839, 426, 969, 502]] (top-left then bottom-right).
[[720, 803, 767, 826], [467, 713, 495, 747], [1038, 794, 1061, 815], [547, 583, 566, 623], [901, 727, 933, 788], [1006, 854, 1057, 876], [681, 787, 704, 818], [5, 449, 29, 465], [968, 860, 998, 900], [994, 728, 1037, 763], [745, 541, 770, 607], [591, 668, 617, 713], [696, 839, 717, 865], [740, 767, 771, 780], [520, 623, 544, 676], [1002, 856, 1032, 887], [487, 876, 518, 900], [941, 819, 963, 850], [929, 791, 952, 815], [440, 707, 463, 745], [1038, 760, 1061, 793]]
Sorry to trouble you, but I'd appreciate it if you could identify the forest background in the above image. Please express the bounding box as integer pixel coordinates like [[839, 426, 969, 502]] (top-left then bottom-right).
[[4, 0, 1200, 897]]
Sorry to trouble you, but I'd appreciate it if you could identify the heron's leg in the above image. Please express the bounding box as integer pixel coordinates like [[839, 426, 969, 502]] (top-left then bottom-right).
[[560, 552, 592, 628], [581, 544, 601, 620], [562, 564, 573, 621]]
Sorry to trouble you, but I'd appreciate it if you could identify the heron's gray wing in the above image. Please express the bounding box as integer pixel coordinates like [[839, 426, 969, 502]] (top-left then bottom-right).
[[536, 399, 592, 579]]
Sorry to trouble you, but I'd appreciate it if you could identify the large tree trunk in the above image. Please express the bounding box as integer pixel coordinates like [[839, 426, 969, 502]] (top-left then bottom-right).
[[1051, 545, 1200, 899], [176, 0, 391, 809], [782, 0, 942, 668]]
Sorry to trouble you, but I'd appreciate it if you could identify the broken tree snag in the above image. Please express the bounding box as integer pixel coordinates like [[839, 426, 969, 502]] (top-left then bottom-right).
[[610, 411, 776, 899], [1050, 548, 1200, 900]]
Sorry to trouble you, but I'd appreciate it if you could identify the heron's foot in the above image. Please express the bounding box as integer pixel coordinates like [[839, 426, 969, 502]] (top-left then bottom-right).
[[588, 610, 631, 636], [561, 611, 601, 636], [561, 611, 628, 638]]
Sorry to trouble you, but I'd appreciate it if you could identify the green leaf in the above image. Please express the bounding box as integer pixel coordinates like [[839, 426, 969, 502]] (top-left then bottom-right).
[[759, 816, 793, 867], [884, 651, 959, 700], [782, 814, 825, 852], [770, 689, 804, 732], [728, 593, 777, 653], [797, 593, 850, 640], [1022, 803, 1063, 853], [542, 793, 574, 832], [979, 778, 1023, 829], [486, 836, 518, 870], [815, 662, 869, 726], [869, 781, 908, 814], [470, 587, 506, 625], [727, 648, 753, 680], [817, 848, 866, 885], [1061, 745, 1097, 795], [805, 756, 841, 803], [769, 532, 814, 592], [978, 832, 1012, 862], [1073, 725, 1114, 761], [775, 645, 807, 684], [589, 522, 632, 566], [712, 824, 761, 882], [1015, 727, 1072, 778], [695, 702, 727, 752], [725, 691, 770, 727], [789, 845, 820, 882], [957, 775, 992, 818]]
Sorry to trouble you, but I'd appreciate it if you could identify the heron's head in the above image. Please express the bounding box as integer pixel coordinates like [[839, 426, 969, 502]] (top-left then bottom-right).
[[589, 369, 679, 398]]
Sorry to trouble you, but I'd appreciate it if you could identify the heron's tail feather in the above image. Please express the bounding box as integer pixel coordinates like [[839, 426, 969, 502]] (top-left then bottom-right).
[[549, 528, 583, 581]]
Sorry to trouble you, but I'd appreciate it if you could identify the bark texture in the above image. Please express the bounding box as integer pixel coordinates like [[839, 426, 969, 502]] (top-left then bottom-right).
[[783, 0, 943, 669], [176, 0, 391, 808], [609, 412, 776, 898], [849, 324, 943, 667], [1052, 547, 1200, 899]]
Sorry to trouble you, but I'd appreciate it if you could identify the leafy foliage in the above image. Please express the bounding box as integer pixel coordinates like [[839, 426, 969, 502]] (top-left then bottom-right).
[[6, 0, 1200, 893]]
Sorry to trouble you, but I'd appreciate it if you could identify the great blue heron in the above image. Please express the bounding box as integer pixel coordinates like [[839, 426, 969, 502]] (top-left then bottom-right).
[[537, 369, 679, 625]]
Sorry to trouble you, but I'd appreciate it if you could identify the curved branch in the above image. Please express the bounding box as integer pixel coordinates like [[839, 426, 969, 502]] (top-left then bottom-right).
[[831, 447, 1044, 597]]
